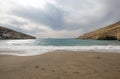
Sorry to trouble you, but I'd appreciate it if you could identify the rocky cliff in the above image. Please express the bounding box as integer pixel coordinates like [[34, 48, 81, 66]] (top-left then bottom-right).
[[0, 26, 36, 39], [77, 21, 120, 40]]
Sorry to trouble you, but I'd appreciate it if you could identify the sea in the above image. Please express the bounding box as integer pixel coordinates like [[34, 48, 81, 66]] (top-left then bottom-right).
[[0, 38, 120, 56]]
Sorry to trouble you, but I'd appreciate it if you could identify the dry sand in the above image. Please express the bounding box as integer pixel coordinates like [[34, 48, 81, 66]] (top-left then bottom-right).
[[0, 50, 120, 79]]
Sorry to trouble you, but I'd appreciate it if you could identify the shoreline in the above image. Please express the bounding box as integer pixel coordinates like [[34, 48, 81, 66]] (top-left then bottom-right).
[[1, 49, 120, 56], [0, 50, 120, 79]]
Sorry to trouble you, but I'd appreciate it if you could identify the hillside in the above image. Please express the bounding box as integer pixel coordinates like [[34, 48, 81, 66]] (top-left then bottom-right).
[[77, 21, 120, 40], [0, 26, 36, 39]]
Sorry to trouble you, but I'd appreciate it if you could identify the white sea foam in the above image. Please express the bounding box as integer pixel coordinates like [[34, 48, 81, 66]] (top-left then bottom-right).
[[0, 45, 120, 56]]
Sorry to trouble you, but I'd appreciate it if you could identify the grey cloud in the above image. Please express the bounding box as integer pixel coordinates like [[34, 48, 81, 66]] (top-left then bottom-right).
[[106, 0, 120, 21], [10, 21, 27, 26], [58, 0, 120, 29], [10, 0, 106, 31], [88, 0, 120, 31], [3, 0, 120, 38], [12, 3, 65, 30]]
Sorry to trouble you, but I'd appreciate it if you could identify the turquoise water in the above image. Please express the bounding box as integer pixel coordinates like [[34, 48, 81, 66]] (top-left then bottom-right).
[[34, 39, 120, 46], [0, 39, 120, 56], [0, 39, 120, 46]]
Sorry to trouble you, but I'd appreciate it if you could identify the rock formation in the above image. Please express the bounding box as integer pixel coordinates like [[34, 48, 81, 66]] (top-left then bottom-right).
[[0, 26, 36, 39], [77, 21, 120, 40]]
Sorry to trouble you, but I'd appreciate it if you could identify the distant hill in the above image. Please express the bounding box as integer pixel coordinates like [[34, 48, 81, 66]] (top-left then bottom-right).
[[0, 26, 36, 39], [77, 21, 120, 40]]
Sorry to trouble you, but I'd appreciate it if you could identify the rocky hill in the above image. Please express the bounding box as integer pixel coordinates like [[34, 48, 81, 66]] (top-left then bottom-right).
[[0, 26, 36, 39], [77, 21, 120, 40]]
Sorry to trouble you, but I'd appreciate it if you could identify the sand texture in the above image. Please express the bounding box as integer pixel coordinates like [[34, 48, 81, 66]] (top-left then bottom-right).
[[0, 51, 120, 79]]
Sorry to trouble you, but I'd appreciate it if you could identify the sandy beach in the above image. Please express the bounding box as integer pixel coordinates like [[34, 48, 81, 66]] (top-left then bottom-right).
[[0, 50, 120, 79]]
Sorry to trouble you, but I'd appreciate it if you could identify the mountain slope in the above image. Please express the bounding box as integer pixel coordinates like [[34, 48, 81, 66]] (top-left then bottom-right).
[[77, 21, 120, 40], [0, 26, 36, 39]]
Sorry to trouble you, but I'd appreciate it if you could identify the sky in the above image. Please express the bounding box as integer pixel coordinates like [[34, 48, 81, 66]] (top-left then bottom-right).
[[0, 0, 120, 38]]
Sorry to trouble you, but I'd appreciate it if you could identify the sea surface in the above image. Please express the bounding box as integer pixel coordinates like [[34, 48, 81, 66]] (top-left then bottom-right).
[[0, 39, 120, 56]]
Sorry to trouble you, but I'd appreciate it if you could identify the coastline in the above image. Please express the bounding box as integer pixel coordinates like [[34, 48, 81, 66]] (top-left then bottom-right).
[[0, 50, 120, 79]]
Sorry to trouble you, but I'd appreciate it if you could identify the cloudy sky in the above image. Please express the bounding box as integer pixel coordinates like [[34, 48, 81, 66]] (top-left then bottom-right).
[[0, 0, 120, 38]]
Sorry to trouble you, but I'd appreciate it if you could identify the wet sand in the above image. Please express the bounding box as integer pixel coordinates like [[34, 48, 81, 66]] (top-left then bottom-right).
[[0, 50, 120, 79]]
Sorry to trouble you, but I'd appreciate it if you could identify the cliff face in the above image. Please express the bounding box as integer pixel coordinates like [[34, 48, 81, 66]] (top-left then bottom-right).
[[0, 26, 36, 39], [77, 21, 120, 40]]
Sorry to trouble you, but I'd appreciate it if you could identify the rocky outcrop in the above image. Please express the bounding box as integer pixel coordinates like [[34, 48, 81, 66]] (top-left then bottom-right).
[[77, 21, 120, 40], [0, 26, 36, 39]]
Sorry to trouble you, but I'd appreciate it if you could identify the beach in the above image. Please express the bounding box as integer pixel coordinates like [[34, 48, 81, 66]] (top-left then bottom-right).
[[0, 50, 120, 79]]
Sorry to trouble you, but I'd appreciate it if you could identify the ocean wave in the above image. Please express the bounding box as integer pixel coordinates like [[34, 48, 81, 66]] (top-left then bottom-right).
[[0, 45, 120, 56]]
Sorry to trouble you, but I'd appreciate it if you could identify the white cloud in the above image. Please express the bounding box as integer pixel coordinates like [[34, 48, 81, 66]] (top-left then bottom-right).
[[0, 0, 56, 9]]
